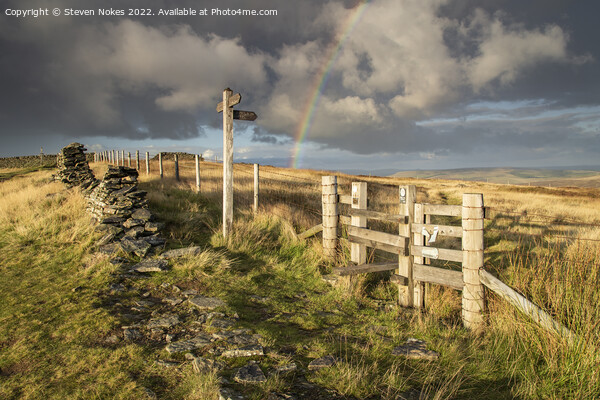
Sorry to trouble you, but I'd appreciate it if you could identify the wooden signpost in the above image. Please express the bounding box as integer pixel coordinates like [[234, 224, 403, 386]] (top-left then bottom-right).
[[216, 88, 257, 238]]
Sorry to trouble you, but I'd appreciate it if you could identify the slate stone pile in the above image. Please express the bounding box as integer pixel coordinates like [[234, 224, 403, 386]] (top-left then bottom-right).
[[87, 166, 166, 257], [54, 142, 98, 190]]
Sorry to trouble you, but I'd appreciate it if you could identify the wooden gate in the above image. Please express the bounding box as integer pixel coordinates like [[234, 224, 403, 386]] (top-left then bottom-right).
[[322, 176, 486, 331]]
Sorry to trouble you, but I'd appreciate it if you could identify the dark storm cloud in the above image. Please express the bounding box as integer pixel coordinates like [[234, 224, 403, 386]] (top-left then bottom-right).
[[0, 0, 598, 164]]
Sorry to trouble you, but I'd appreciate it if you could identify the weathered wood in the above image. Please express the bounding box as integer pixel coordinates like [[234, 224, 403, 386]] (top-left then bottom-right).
[[222, 88, 234, 238], [128, 152, 131, 167], [233, 110, 257, 121], [462, 193, 485, 332], [121, 150, 125, 166], [339, 215, 351, 226], [216, 92, 241, 112], [479, 269, 574, 341], [348, 209, 408, 224], [390, 274, 408, 285], [350, 182, 367, 265], [339, 195, 352, 205], [333, 263, 397, 276], [195, 154, 201, 191], [414, 264, 463, 290], [322, 176, 338, 260], [145, 152, 150, 175], [423, 204, 462, 217], [411, 245, 463, 263], [298, 224, 323, 240], [413, 203, 425, 308], [136, 150, 140, 170], [411, 223, 462, 238], [253, 163, 259, 214], [348, 226, 407, 250], [174, 154, 180, 181], [159, 153, 163, 178], [398, 185, 416, 307], [348, 235, 407, 255]]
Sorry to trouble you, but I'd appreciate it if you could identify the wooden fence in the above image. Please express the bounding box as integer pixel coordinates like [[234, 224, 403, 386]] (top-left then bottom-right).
[[311, 176, 573, 337]]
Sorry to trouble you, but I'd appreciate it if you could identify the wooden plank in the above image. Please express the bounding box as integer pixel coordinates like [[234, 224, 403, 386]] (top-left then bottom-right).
[[351, 182, 367, 265], [479, 270, 574, 342], [462, 193, 485, 331], [411, 223, 462, 238], [411, 245, 463, 263], [414, 264, 463, 290], [348, 226, 407, 249], [298, 224, 323, 240], [339, 195, 352, 205], [348, 209, 408, 224], [390, 274, 408, 285], [233, 110, 257, 121], [398, 185, 416, 307], [216, 92, 241, 112], [333, 263, 397, 276], [348, 235, 407, 255], [422, 204, 461, 217], [339, 215, 351, 226]]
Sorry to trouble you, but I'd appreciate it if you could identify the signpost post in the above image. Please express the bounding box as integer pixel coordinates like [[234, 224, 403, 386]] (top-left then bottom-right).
[[216, 88, 257, 238]]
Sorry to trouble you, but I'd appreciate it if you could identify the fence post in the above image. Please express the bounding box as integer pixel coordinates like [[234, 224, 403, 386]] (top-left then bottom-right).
[[462, 193, 485, 332], [413, 203, 425, 308], [136, 150, 140, 170], [121, 150, 125, 166], [128, 152, 131, 167], [145, 152, 150, 175], [351, 182, 367, 265], [174, 154, 180, 181], [222, 88, 234, 238], [253, 164, 259, 215], [159, 153, 163, 178], [398, 185, 416, 307], [322, 176, 338, 260], [195, 154, 201, 191]]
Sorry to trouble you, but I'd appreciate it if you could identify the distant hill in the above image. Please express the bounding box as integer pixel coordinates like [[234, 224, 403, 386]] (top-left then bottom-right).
[[389, 167, 600, 188]]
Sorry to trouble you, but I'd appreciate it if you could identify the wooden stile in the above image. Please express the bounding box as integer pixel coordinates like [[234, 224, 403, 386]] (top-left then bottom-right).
[[410, 245, 463, 263], [398, 185, 416, 307], [410, 223, 462, 238], [322, 176, 338, 260], [348, 209, 408, 223], [423, 204, 462, 217], [350, 182, 367, 265], [339, 195, 352, 205], [333, 263, 397, 276], [462, 193, 485, 332]]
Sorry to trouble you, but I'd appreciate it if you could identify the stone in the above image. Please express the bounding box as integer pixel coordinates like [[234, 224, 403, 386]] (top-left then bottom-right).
[[142, 235, 166, 247], [272, 363, 297, 375], [100, 216, 125, 224], [308, 355, 337, 370], [155, 360, 180, 367], [120, 237, 152, 257], [126, 226, 146, 238], [161, 246, 204, 259], [233, 362, 267, 384], [391, 338, 439, 360], [105, 334, 120, 344], [162, 297, 183, 306], [267, 394, 297, 400], [185, 354, 225, 373], [221, 344, 264, 358], [123, 218, 145, 229], [229, 333, 260, 347], [188, 296, 226, 310], [97, 232, 116, 246], [132, 208, 153, 221], [219, 388, 246, 400], [98, 243, 120, 255], [144, 222, 164, 233], [131, 259, 169, 273], [165, 333, 212, 354], [147, 314, 180, 329], [123, 328, 142, 342], [206, 318, 235, 329]]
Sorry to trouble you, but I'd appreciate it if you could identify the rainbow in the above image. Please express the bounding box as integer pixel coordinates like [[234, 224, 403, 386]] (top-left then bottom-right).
[[290, 0, 371, 169]]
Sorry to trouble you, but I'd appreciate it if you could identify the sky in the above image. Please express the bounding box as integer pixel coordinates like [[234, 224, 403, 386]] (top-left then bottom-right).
[[1, 0, 599, 173]]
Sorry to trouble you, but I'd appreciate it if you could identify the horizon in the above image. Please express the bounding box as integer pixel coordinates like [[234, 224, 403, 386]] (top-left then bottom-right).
[[1, 1, 599, 170]]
